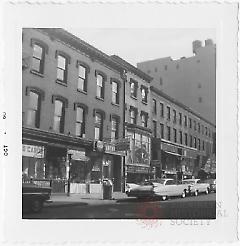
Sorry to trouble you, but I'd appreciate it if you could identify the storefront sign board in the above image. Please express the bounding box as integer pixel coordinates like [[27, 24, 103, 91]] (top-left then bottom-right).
[[22, 144, 44, 158]]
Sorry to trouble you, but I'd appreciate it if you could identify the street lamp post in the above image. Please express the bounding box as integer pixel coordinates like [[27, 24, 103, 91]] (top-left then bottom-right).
[[67, 153, 72, 196]]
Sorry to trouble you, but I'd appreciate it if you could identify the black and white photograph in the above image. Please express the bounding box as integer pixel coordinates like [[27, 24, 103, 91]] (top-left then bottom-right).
[[0, 1, 238, 244]]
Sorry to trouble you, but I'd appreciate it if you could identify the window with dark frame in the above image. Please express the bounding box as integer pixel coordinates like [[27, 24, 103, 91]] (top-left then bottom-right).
[[194, 137, 197, 148], [160, 123, 164, 139], [32, 44, 44, 74], [130, 80, 138, 98], [198, 123, 201, 133], [202, 140, 205, 151], [112, 81, 119, 105], [179, 112, 182, 125], [179, 131, 183, 144], [184, 133, 188, 146], [141, 112, 148, 128], [96, 74, 104, 99], [167, 126, 171, 141], [167, 106, 171, 120], [53, 99, 65, 133], [141, 86, 148, 103], [94, 112, 103, 140], [194, 120, 196, 130], [75, 106, 85, 137], [152, 99, 157, 114], [198, 139, 201, 150], [173, 109, 176, 123], [78, 65, 87, 92], [57, 55, 67, 83], [26, 91, 41, 128], [189, 118, 192, 128], [190, 135, 193, 147], [173, 128, 177, 143], [111, 117, 119, 140], [160, 103, 164, 117], [130, 107, 137, 124], [184, 115, 187, 127]]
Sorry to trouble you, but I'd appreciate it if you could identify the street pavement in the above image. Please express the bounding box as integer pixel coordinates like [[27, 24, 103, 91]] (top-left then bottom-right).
[[23, 192, 216, 219]]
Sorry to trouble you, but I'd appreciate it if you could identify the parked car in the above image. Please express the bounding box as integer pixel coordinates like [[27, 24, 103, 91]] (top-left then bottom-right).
[[182, 179, 210, 196], [153, 178, 190, 200], [22, 183, 52, 213], [126, 181, 154, 199], [203, 179, 216, 193]]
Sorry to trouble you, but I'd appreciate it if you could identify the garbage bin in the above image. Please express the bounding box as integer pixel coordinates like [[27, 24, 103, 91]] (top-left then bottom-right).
[[102, 179, 113, 200]]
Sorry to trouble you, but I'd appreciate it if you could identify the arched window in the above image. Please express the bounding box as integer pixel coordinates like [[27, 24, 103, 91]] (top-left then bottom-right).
[[26, 91, 41, 128], [95, 70, 106, 99], [74, 103, 88, 138], [56, 51, 71, 84], [93, 109, 105, 140], [110, 114, 120, 140], [77, 61, 90, 92]]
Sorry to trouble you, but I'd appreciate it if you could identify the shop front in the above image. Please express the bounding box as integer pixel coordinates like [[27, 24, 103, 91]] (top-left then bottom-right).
[[125, 129, 151, 183]]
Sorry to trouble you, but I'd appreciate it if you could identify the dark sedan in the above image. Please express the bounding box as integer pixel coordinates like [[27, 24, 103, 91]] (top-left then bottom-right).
[[22, 183, 52, 213]]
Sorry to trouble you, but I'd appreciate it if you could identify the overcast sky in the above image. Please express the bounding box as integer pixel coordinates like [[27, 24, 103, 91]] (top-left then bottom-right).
[[67, 28, 216, 66]]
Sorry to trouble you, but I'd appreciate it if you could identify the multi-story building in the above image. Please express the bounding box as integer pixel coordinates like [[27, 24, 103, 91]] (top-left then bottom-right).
[[111, 55, 153, 183], [137, 39, 216, 125], [22, 28, 126, 193], [150, 86, 216, 180]]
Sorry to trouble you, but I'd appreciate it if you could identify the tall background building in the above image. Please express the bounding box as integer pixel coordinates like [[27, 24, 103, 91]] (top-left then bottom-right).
[[137, 39, 216, 125]]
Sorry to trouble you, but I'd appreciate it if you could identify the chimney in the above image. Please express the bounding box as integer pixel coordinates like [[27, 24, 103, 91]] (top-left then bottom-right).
[[192, 40, 202, 55], [205, 39, 213, 46]]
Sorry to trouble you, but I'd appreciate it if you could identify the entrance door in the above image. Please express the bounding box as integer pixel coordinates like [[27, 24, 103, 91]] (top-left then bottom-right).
[[113, 155, 121, 191]]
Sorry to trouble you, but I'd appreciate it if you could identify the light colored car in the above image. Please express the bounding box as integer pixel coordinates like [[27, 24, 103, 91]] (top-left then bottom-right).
[[153, 178, 190, 200], [182, 179, 210, 196], [126, 181, 154, 198]]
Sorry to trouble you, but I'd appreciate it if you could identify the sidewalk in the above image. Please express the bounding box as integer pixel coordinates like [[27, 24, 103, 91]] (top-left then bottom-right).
[[46, 192, 131, 208]]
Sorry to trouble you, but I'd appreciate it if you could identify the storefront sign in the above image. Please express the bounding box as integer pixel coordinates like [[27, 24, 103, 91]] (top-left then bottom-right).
[[104, 142, 126, 156], [22, 144, 44, 158], [126, 165, 150, 174], [68, 149, 89, 161], [161, 143, 180, 155]]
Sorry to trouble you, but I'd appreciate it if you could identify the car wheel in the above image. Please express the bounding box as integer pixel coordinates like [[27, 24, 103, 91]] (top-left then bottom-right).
[[162, 195, 167, 201], [194, 190, 198, 196], [31, 199, 43, 213], [205, 188, 209, 194], [181, 191, 186, 198]]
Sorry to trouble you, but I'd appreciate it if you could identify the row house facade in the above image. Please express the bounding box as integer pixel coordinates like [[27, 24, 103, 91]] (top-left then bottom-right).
[[150, 86, 216, 180], [22, 28, 126, 193], [111, 56, 153, 183]]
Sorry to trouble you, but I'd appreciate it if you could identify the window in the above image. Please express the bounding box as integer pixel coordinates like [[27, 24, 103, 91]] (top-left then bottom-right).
[[190, 135, 193, 147], [198, 97, 202, 103], [130, 79, 138, 98], [160, 103, 164, 117], [184, 133, 188, 146], [173, 109, 176, 123], [202, 125, 204, 135], [167, 126, 171, 141], [179, 112, 182, 125], [26, 91, 41, 128], [189, 118, 192, 128], [202, 140, 205, 151], [184, 115, 187, 127], [198, 139, 201, 150], [53, 100, 65, 133], [141, 86, 148, 103], [130, 107, 137, 124], [141, 112, 148, 127], [112, 81, 119, 104], [152, 99, 157, 114], [198, 123, 201, 133], [75, 107, 85, 137], [167, 106, 170, 120], [153, 121, 157, 138], [57, 55, 67, 83], [194, 120, 196, 131], [160, 77, 163, 86], [173, 128, 177, 143], [179, 131, 183, 144], [94, 112, 103, 140], [160, 123, 164, 139], [78, 65, 87, 92], [205, 126, 208, 136], [96, 74, 104, 99], [194, 137, 197, 148], [111, 117, 119, 140], [32, 44, 44, 74]]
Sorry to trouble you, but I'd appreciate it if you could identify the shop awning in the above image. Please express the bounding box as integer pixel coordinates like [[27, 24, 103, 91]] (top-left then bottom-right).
[[164, 151, 181, 157]]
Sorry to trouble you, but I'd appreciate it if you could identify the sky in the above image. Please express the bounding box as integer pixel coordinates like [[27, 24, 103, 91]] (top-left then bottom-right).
[[67, 28, 216, 66]]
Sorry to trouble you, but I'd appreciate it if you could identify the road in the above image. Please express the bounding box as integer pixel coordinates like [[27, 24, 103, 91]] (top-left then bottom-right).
[[23, 193, 216, 219]]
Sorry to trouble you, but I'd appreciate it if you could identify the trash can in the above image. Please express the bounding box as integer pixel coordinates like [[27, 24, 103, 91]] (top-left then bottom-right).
[[102, 179, 113, 200]]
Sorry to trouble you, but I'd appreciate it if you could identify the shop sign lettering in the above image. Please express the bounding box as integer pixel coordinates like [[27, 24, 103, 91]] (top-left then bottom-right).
[[22, 144, 44, 158], [161, 143, 179, 154], [67, 149, 89, 161]]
